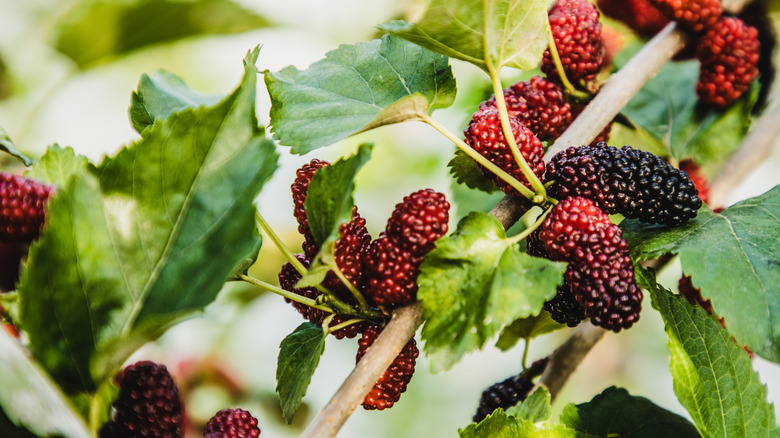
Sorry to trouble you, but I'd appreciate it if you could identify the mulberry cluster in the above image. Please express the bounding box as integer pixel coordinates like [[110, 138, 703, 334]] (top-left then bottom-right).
[[0, 173, 53, 243], [547, 144, 702, 225], [649, 0, 722, 33], [598, 0, 669, 37], [364, 189, 450, 307], [542, 0, 606, 86], [695, 17, 760, 109], [463, 110, 545, 195], [203, 408, 261, 438], [107, 360, 184, 438], [356, 325, 419, 410], [538, 197, 642, 331]]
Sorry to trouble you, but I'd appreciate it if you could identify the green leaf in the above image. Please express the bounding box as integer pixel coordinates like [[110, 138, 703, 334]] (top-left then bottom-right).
[[496, 312, 563, 351], [0, 330, 90, 438], [55, 0, 270, 67], [265, 34, 456, 153], [24, 145, 90, 188], [129, 71, 224, 134], [622, 186, 780, 362], [276, 323, 326, 424], [418, 212, 566, 372], [460, 409, 587, 438], [448, 149, 500, 194], [561, 386, 700, 438], [506, 386, 552, 423], [17, 48, 279, 394], [647, 274, 780, 438], [622, 61, 756, 166], [380, 0, 549, 72], [0, 126, 32, 166]]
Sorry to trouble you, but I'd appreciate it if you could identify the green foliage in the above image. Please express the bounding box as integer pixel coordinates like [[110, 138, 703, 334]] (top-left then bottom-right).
[[418, 212, 565, 372], [265, 35, 456, 153], [459, 408, 588, 438], [16, 49, 278, 398], [622, 187, 780, 362], [561, 386, 700, 437], [495, 312, 563, 351], [621, 61, 756, 167], [276, 323, 327, 424], [0, 126, 32, 166], [448, 149, 500, 194], [380, 0, 549, 73], [647, 273, 780, 438], [55, 0, 270, 67], [23, 145, 90, 188], [506, 387, 552, 423], [0, 330, 90, 438], [129, 71, 224, 134]]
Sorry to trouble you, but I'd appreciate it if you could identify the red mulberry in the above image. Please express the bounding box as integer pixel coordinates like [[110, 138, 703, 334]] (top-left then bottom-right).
[[385, 188, 449, 255], [0, 173, 53, 243], [598, 0, 670, 37], [357, 325, 419, 410], [204, 408, 261, 438], [542, 0, 606, 86], [363, 234, 422, 307], [650, 0, 722, 33]]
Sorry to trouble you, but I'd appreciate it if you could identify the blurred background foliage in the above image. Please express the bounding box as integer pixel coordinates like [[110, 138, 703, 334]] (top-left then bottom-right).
[[0, 0, 778, 437]]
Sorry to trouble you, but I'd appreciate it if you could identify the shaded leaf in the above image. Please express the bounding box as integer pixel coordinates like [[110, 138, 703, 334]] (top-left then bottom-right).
[[622, 61, 756, 166], [24, 145, 90, 189], [622, 187, 780, 362], [265, 34, 456, 153], [18, 48, 279, 394], [0, 126, 32, 166], [459, 408, 588, 438], [380, 0, 549, 72], [55, 0, 270, 67], [506, 386, 552, 423], [129, 71, 224, 134], [561, 386, 700, 437], [448, 148, 500, 194], [647, 273, 780, 438], [419, 212, 565, 372], [0, 330, 90, 438], [495, 312, 563, 351], [276, 323, 326, 424]]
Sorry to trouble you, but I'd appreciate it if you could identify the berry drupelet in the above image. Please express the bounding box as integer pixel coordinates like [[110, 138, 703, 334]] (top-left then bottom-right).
[[357, 325, 419, 410], [0, 173, 53, 243], [203, 408, 261, 438], [107, 360, 184, 438], [463, 110, 545, 195], [542, 0, 606, 86]]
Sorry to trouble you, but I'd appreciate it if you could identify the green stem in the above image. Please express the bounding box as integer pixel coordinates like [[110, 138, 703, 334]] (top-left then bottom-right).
[[422, 114, 536, 200], [330, 262, 369, 311], [328, 318, 366, 334], [255, 211, 307, 275], [89, 392, 101, 438], [486, 66, 548, 199], [522, 336, 531, 370], [507, 205, 554, 245], [546, 25, 590, 100], [238, 273, 336, 313]]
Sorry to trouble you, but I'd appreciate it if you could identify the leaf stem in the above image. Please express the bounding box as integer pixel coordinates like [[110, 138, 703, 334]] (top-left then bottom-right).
[[328, 318, 366, 334], [422, 114, 536, 200], [255, 211, 307, 275], [330, 261, 370, 311], [238, 273, 334, 313], [522, 337, 531, 370], [486, 64, 548, 200], [89, 392, 101, 438], [546, 24, 590, 100]]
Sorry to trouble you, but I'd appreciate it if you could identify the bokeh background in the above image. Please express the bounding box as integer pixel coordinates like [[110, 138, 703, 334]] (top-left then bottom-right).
[[0, 0, 778, 436]]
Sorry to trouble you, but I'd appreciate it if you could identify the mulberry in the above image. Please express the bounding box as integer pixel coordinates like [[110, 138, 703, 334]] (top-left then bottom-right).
[[473, 375, 534, 423], [0, 173, 53, 243], [463, 110, 545, 195], [679, 159, 710, 205], [278, 255, 327, 325], [385, 189, 449, 255], [544, 286, 587, 327], [547, 144, 702, 225], [363, 234, 422, 307], [542, 0, 606, 85], [357, 325, 419, 410], [291, 159, 329, 255], [650, 0, 722, 33], [598, 0, 669, 37], [204, 408, 261, 438], [108, 361, 184, 438]]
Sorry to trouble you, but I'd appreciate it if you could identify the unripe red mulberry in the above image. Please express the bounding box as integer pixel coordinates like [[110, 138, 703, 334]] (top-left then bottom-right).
[[598, 0, 669, 37], [695, 17, 760, 109], [385, 189, 449, 255], [479, 77, 573, 141], [0, 173, 53, 243], [463, 110, 545, 195], [108, 360, 184, 438], [679, 159, 710, 205], [357, 325, 419, 410], [363, 234, 422, 307], [204, 408, 261, 437], [542, 0, 606, 86], [650, 0, 722, 33], [291, 159, 329, 252]]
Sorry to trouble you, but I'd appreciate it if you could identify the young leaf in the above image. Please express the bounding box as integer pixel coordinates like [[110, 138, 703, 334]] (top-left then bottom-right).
[[0, 126, 32, 166], [380, 0, 549, 72], [622, 187, 780, 362], [276, 323, 326, 424], [17, 48, 279, 394], [55, 0, 269, 67], [621, 61, 755, 166], [648, 274, 780, 438], [459, 408, 587, 438], [129, 71, 224, 134], [0, 329, 90, 438], [561, 386, 700, 438], [265, 34, 456, 153], [506, 386, 552, 423], [24, 144, 90, 188], [418, 212, 566, 372], [495, 312, 563, 351]]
